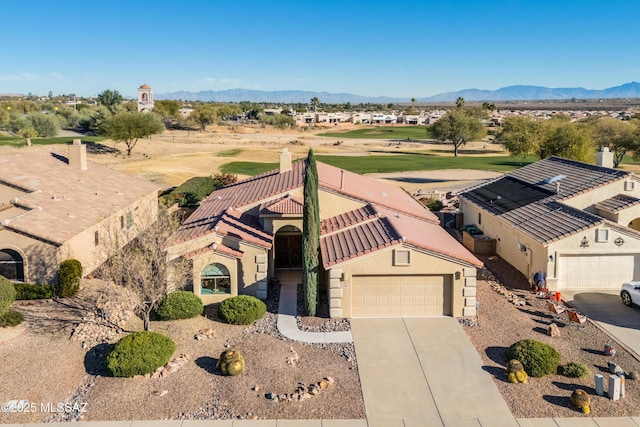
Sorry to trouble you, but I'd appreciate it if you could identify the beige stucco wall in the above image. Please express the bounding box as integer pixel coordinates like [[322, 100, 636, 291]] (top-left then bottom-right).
[[0, 228, 58, 284], [327, 245, 475, 318], [318, 189, 366, 219], [563, 179, 640, 213]]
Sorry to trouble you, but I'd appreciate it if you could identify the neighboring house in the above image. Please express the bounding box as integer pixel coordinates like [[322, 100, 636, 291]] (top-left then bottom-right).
[[0, 140, 159, 284], [458, 149, 640, 291], [166, 149, 481, 318]]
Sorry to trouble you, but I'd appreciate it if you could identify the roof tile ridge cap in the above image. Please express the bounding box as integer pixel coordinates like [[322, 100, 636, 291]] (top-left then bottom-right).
[[377, 215, 404, 244], [370, 202, 436, 224]]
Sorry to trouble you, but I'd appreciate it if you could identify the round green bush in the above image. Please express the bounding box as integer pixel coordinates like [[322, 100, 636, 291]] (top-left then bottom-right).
[[156, 291, 204, 320], [562, 361, 589, 378], [106, 331, 176, 378], [0, 309, 24, 328], [0, 275, 16, 316], [506, 339, 561, 378], [57, 259, 82, 298], [218, 295, 266, 325]]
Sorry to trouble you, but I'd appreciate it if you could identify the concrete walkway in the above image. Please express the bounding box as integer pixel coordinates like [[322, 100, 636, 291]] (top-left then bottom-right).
[[275, 271, 353, 344]]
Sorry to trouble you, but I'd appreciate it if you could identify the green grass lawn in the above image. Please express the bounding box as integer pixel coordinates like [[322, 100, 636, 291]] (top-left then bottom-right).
[[0, 135, 107, 147], [220, 154, 535, 176], [318, 125, 434, 140]]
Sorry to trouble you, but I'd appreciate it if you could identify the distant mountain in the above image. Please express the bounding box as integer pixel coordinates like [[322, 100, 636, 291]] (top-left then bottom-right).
[[156, 82, 640, 103], [420, 82, 640, 102], [156, 89, 400, 104]]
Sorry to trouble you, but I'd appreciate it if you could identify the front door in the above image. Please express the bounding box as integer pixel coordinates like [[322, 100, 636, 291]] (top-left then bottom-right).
[[275, 233, 302, 269]]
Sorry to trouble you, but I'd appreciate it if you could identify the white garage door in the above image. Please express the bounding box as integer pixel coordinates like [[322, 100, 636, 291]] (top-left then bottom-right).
[[557, 254, 638, 290], [351, 275, 452, 317]]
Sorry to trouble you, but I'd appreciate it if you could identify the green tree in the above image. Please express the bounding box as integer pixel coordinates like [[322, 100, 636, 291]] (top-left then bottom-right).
[[191, 104, 219, 130], [28, 112, 59, 137], [101, 112, 165, 156], [482, 101, 497, 111], [430, 109, 487, 156], [589, 117, 639, 167], [310, 97, 320, 113], [456, 97, 465, 109], [302, 149, 320, 316], [498, 116, 546, 159], [539, 119, 593, 162], [97, 89, 124, 113]]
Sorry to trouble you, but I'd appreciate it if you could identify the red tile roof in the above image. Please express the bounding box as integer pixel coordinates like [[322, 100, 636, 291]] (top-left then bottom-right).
[[184, 242, 243, 260], [321, 205, 377, 233], [259, 194, 304, 215]]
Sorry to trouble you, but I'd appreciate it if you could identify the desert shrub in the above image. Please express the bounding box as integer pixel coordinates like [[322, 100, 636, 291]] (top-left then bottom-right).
[[216, 349, 245, 376], [14, 283, 55, 300], [57, 259, 82, 297], [421, 197, 444, 211], [506, 339, 560, 378], [0, 309, 24, 327], [562, 361, 589, 378], [217, 295, 266, 325], [106, 331, 175, 378], [156, 291, 204, 321], [0, 275, 16, 316]]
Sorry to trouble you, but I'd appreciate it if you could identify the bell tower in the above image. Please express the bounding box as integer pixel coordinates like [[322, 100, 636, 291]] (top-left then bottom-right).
[[137, 84, 154, 112]]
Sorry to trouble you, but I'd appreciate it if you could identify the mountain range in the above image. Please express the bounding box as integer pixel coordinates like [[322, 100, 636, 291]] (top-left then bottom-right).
[[156, 82, 640, 103]]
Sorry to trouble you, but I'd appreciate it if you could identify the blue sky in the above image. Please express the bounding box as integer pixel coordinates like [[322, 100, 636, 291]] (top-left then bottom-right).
[[1, 0, 638, 99]]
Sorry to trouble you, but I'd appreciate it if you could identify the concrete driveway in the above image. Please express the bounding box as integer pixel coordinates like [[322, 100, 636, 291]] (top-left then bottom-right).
[[562, 290, 640, 359], [351, 317, 515, 427]]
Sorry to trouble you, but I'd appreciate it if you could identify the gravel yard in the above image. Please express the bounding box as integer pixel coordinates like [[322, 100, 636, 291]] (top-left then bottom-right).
[[465, 254, 640, 418]]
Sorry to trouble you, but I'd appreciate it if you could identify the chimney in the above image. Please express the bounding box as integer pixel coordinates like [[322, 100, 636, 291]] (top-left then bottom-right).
[[596, 147, 614, 168], [279, 148, 292, 173], [68, 139, 87, 170]]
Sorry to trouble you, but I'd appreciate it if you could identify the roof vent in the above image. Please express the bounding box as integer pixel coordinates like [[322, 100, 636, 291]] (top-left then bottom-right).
[[544, 175, 566, 194], [381, 192, 387, 197], [401, 236, 406, 242], [11, 197, 18, 204], [2, 219, 9, 226], [211, 243, 218, 250]]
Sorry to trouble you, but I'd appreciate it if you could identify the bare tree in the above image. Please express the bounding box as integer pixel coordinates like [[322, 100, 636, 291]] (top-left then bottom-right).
[[98, 201, 190, 331]]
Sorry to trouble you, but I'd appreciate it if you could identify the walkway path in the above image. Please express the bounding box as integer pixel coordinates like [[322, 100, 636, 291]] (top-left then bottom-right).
[[276, 271, 353, 344]]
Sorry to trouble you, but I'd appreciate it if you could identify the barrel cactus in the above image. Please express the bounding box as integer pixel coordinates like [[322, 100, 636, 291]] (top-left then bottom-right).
[[506, 359, 528, 384], [216, 349, 245, 376], [570, 389, 591, 414]]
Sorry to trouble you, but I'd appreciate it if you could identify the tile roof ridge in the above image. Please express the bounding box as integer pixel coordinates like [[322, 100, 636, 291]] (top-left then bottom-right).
[[320, 204, 380, 236], [545, 155, 630, 176]]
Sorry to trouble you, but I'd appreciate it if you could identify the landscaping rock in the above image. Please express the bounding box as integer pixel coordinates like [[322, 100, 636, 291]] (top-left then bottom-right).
[[548, 323, 561, 337]]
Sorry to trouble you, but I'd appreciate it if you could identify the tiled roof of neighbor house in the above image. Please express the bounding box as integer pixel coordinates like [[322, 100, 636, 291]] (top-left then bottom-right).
[[259, 194, 303, 215], [500, 201, 605, 244], [320, 204, 482, 268], [507, 156, 628, 199], [0, 148, 159, 244], [173, 158, 438, 246], [595, 194, 640, 214]]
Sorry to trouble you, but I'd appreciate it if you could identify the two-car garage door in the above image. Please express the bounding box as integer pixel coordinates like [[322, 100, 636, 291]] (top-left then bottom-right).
[[557, 254, 638, 290], [351, 275, 452, 317]]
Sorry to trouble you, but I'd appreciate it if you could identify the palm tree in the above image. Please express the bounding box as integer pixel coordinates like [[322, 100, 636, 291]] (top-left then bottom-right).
[[310, 97, 320, 113], [411, 97, 416, 107], [456, 97, 465, 109]]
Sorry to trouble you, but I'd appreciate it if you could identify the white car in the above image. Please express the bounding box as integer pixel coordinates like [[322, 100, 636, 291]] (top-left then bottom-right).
[[621, 282, 640, 307]]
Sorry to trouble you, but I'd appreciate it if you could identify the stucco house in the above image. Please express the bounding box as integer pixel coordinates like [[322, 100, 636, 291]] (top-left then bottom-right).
[[0, 140, 159, 284], [166, 149, 481, 318], [458, 150, 640, 292]]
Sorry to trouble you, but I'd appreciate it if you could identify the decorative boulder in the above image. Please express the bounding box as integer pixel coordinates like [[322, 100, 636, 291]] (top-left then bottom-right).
[[506, 359, 528, 384], [216, 349, 245, 376], [548, 323, 561, 337], [570, 389, 591, 414]]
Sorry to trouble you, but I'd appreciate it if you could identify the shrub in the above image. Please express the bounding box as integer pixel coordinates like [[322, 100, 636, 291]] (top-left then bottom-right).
[[156, 291, 204, 321], [562, 361, 589, 378], [57, 259, 82, 297], [216, 349, 245, 376], [0, 309, 24, 328], [14, 283, 55, 300], [0, 275, 16, 316], [422, 197, 444, 212], [506, 339, 561, 378], [106, 331, 176, 378], [217, 295, 266, 325]]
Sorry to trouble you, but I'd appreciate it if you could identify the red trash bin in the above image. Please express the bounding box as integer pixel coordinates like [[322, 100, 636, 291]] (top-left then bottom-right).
[[555, 291, 561, 301]]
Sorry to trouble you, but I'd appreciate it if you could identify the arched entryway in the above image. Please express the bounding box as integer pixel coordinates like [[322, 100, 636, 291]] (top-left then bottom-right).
[[0, 248, 24, 281], [274, 225, 302, 269], [629, 218, 640, 232]]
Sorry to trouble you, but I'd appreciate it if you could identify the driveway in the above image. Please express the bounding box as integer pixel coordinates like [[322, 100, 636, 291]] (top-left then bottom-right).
[[562, 290, 640, 359], [351, 317, 515, 427]]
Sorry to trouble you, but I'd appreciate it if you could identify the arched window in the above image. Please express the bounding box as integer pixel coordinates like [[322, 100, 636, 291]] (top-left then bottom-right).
[[141, 93, 148, 102], [201, 263, 230, 294], [0, 249, 24, 281]]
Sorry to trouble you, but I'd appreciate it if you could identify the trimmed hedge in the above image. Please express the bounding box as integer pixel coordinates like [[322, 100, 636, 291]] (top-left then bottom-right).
[[218, 295, 266, 325], [14, 283, 55, 300], [506, 339, 561, 378], [57, 259, 82, 297], [106, 331, 176, 378], [0, 275, 16, 316], [0, 309, 24, 328], [156, 291, 204, 321]]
